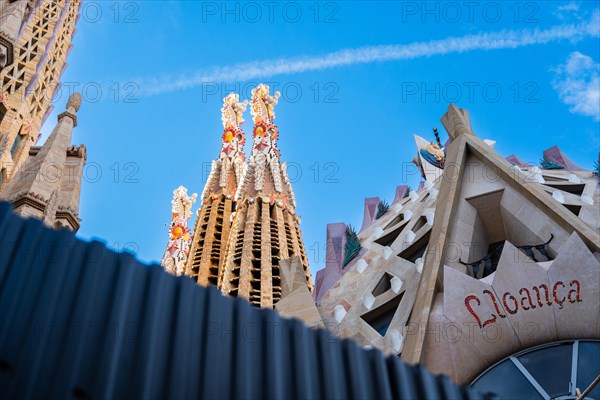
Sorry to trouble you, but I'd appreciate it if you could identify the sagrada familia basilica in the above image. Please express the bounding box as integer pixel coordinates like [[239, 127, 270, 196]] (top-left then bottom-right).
[[1, 1, 599, 398]]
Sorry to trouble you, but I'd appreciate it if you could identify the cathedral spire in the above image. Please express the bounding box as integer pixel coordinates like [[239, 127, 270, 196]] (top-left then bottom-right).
[[235, 83, 296, 210], [0, 92, 86, 230], [200, 93, 248, 201], [183, 93, 248, 286], [220, 83, 312, 308]]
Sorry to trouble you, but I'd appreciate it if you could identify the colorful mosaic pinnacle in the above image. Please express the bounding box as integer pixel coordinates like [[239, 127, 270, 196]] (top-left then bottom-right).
[[250, 83, 281, 161], [161, 186, 197, 276], [220, 93, 248, 160]]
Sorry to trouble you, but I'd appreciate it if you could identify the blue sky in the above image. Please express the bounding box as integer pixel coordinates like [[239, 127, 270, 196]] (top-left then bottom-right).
[[42, 1, 599, 274]]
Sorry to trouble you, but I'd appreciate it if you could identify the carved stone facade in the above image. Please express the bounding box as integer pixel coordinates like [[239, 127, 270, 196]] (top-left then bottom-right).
[[1, 0, 82, 186], [314, 104, 600, 395]]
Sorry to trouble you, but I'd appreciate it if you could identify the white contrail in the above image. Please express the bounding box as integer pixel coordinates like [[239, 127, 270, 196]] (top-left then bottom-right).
[[139, 11, 599, 96]]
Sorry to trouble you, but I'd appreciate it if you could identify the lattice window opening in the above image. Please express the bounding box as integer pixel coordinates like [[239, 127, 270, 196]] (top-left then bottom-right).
[[397, 230, 431, 264], [384, 213, 405, 230], [543, 183, 585, 196], [562, 204, 582, 217], [360, 293, 404, 337], [372, 273, 394, 297], [411, 216, 428, 233], [375, 223, 407, 248]]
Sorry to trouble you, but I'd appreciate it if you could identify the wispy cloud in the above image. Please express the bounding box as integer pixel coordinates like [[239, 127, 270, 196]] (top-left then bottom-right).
[[138, 11, 600, 96], [552, 51, 600, 121], [554, 1, 582, 20]]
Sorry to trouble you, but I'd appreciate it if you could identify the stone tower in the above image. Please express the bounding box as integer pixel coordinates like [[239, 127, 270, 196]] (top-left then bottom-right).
[[0, 92, 85, 231], [1, 0, 81, 187], [184, 93, 248, 286], [219, 84, 313, 308]]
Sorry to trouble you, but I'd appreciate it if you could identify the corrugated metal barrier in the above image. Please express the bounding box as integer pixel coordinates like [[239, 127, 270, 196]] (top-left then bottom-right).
[[0, 202, 494, 399]]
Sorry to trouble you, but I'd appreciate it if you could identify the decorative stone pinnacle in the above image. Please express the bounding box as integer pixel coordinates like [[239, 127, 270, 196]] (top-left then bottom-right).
[[67, 92, 82, 112]]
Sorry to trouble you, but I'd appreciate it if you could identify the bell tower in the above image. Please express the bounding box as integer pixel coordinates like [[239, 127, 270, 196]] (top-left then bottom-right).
[[219, 84, 313, 308], [184, 93, 248, 286]]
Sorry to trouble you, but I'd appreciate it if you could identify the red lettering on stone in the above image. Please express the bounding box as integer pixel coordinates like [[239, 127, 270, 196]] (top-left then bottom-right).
[[519, 288, 535, 311], [465, 295, 497, 329], [464, 278, 582, 330], [553, 281, 566, 309], [503, 292, 519, 314], [568, 280, 582, 303], [484, 289, 506, 319], [532, 284, 552, 307], [465, 295, 483, 328]]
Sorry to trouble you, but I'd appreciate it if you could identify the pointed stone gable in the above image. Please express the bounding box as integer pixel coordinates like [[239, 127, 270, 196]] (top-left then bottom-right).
[[402, 106, 600, 367], [311, 103, 599, 388]]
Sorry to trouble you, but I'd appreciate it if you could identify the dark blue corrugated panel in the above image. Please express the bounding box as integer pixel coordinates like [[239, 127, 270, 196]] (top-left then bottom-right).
[[0, 202, 495, 399]]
